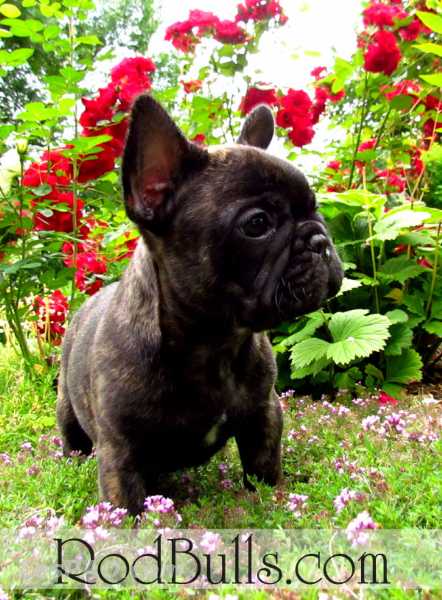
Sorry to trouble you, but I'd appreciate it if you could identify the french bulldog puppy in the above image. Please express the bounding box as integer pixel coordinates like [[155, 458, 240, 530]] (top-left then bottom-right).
[[57, 95, 343, 515]]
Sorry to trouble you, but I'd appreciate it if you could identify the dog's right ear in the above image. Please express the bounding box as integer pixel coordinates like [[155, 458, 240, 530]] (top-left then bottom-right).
[[122, 94, 208, 230]]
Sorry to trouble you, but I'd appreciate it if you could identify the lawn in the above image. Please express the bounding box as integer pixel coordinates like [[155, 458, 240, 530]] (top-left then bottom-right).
[[1, 343, 442, 599]]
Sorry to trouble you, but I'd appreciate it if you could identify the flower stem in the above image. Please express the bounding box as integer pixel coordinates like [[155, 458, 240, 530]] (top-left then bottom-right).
[[425, 222, 441, 318], [348, 72, 370, 190]]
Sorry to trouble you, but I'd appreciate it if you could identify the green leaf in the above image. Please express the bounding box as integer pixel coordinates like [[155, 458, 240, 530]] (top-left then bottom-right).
[[403, 293, 425, 315], [378, 257, 426, 283], [416, 10, 442, 34], [414, 42, 442, 58], [336, 278, 362, 296], [291, 356, 331, 379], [420, 73, 442, 87], [0, 47, 34, 66], [385, 323, 413, 356], [0, 3, 21, 18], [423, 320, 442, 337], [334, 367, 362, 390], [326, 309, 391, 365], [385, 309, 409, 324], [290, 338, 329, 368], [386, 349, 423, 384], [273, 312, 324, 352], [75, 34, 101, 46], [382, 383, 404, 400], [374, 209, 431, 241]]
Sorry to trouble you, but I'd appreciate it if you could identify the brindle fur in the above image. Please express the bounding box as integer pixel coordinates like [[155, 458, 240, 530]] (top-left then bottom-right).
[[57, 96, 342, 515]]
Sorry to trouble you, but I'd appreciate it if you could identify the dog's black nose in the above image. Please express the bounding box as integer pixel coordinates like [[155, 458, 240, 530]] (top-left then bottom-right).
[[308, 233, 330, 256]]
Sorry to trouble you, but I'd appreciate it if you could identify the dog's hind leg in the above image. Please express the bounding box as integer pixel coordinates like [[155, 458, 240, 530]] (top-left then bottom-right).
[[56, 385, 93, 456]]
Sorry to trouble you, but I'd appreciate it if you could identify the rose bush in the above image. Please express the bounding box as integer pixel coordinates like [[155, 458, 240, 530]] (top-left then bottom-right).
[[0, 0, 440, 398]]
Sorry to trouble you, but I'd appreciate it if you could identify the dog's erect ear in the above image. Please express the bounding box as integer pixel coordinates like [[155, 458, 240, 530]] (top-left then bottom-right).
[[122, 95, 207, 229], [237, 105, 274, 150]]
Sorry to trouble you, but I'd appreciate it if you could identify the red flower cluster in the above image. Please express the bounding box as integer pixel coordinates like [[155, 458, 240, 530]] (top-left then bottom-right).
[[364, 30, 401, 76], [74, 251, 107, 296], [165, 1, 287, 53], [165, 9, 247, 52], [239, 85, 278, 115], [276, 89, 316, 147], [310, 66, 345, 123], [236, 0, 287, 24], [362, 2, 407, 27], [382, 79, 420, 102], [23, 149, 84, 233], [34, 290, 69, 345], [375, 168, 406, 193], [181, 79, 203, 94], [79, 56, 156, 180]]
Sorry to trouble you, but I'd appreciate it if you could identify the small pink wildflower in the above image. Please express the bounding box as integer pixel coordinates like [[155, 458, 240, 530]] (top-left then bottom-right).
[[144, 495, 175, 514], [362, 415, 380, 431], [337, 406, 350, 416], [218, 462, 229, 476], [220, 479, 233, 490], [346, 510, 378, 547], [287, 493, 308, 517], [27, 465, 40, 476], [333, 488, 364, 513], [200, 531, 221, 553], [0, 452, 12, 466], [51, 436, 63, 448], [21, 442, 33, 452]]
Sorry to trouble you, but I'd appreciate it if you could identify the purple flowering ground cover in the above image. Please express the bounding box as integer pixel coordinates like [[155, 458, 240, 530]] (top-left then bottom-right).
[[1, 344, 442, 599]]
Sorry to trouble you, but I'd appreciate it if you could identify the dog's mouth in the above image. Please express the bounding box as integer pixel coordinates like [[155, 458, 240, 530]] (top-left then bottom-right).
[[274, 249, 343, 321]]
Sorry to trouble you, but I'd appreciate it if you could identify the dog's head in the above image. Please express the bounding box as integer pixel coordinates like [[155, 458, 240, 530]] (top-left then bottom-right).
[[122, 95, 343, 331]]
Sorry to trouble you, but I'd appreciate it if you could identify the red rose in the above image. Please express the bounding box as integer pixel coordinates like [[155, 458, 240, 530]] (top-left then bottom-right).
[[181, 79, 203, 94], [399, 17, 429, 41], [33, 191, 84, 233], [240, 86, 278, 115], [77, 142, 117, 184], [327, 160, 341, 171], [236, 0, 286, 24], [364, 30, 402, 76], [281, 89, 312, 116], [165, 22, 197, 53], [34, 289, 69, 345], [214, 20, 247, 44], [378, 391, 398, 406], [382, 79, 420, 102], [75, 251, 107, 295], [288, 125, 315, 148], [363, 2, 406, 27], [191, 133, 206, 145], [376, 169, 405, 192], [311, 66, 327, 81]]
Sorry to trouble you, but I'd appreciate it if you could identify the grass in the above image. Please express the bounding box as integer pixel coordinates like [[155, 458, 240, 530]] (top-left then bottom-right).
[[1, 343, 442, 599]]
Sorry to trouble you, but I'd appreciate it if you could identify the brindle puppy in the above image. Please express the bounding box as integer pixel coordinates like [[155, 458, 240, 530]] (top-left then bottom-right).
[[57, 96, 343, 515]]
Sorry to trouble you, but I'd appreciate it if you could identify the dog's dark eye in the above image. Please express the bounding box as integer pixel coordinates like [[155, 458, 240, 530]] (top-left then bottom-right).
[[241, 212, 272, 238]]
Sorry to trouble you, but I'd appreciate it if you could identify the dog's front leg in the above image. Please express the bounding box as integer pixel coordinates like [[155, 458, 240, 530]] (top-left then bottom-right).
[[97, 436, 147, 516], [235, 391, 283, 491]]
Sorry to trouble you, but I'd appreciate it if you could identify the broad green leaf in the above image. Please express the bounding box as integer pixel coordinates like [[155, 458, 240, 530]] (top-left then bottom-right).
[[386, 349, 423, 384], [291, 356, 331, 379], [336, 278, 362, 296], [319, 190, 385, 209], [374, 209, 431, 241], [75, 34, 101, 46], [0, 47, 33, 66], [420, 73, 442, 86], [273, 312, 324, 352], [382, 383, 404, 400], [0, 3, 21, 17], [385, 323, 413, 356], [290, 338, 329, 368], [334, 367, 362, 390], [385, 309, 409, 324], [378, 256, 426, 283], [403, 293, 425, 315], [414, 42, 442, 57], [423, 320, 442, 337], [417, 10, 442, 34], [326, 309, 391, 365]]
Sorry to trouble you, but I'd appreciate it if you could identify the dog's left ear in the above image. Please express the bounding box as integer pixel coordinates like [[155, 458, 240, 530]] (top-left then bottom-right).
[[122, 94, 208, 230], [237, 105, 274, 150]]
